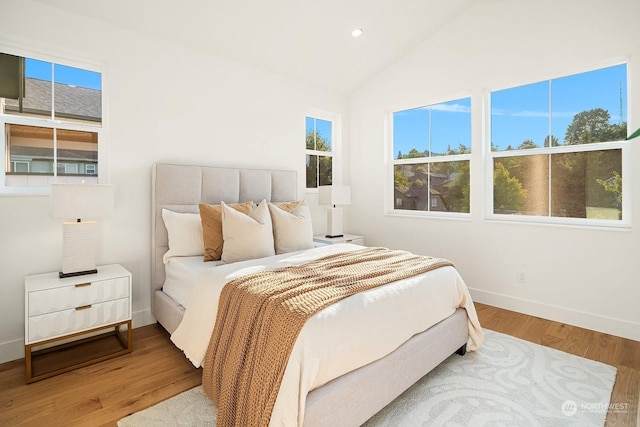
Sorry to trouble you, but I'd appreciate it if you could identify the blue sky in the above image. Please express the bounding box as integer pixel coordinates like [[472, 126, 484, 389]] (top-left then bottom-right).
[[25, 58, 101, 90], [394, 98, 472, 157], [394, 63, 627, 157], [306, 116, 332, 150]]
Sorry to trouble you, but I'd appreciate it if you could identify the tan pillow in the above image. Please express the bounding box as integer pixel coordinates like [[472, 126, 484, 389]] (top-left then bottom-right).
[[273, 200, 302, 212], [268, 200, 314, 254], [199, 201, 253, 261], [221, 199, 275, 264]]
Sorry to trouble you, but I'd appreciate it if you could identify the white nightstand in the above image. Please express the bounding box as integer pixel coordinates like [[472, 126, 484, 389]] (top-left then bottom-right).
[[24, 264, 132, 383], [313, 234, 365, 246]]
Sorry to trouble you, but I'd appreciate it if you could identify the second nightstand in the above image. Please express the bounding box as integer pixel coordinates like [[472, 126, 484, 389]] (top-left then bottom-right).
[[313, 233, 365, 247]]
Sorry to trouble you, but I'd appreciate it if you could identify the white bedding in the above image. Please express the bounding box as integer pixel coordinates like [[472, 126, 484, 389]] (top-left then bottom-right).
[[162, 256, 222, 308], [171, 243, 484, 426]]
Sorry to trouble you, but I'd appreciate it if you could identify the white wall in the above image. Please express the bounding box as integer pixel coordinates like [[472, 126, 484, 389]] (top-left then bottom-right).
[[0, 0, 348, 362], [349, 0, 640, 340]]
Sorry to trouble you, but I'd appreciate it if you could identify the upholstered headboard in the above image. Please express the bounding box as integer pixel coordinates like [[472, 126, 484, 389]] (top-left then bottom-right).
[[151, 163, 298, 312]]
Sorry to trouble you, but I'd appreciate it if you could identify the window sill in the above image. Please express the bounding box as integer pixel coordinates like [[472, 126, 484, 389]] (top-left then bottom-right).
[[485, 213, 630, 231], [385, 210, 472, 221]]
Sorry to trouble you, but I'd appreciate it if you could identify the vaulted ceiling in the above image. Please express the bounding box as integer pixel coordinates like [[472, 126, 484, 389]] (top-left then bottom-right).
[[32, 0, 480, 94]]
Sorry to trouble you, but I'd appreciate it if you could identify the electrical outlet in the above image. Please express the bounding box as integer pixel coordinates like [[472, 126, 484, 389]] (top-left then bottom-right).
[[517, 271, 527, 284]]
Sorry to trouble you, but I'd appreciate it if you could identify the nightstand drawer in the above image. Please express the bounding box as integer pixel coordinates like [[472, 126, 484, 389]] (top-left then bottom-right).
[[341, 237, 364, 245], [27, 297, 130, 343], [313, 234, 365, 246], [28, 276, 130, 316]]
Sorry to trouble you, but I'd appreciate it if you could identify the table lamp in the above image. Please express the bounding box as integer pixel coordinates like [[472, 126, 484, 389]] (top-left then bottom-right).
[[318, 185, 351, 238], [50, 183, 114, 278]]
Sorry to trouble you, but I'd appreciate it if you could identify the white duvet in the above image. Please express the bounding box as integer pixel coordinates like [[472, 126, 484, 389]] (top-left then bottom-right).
[[171, 243, 484, 426]]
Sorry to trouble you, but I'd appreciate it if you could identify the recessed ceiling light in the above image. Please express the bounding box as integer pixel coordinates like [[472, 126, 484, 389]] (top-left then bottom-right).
[[352, 28, 364, 38]]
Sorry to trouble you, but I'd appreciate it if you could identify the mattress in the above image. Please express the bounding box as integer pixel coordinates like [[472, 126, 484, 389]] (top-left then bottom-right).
[[162, 256, 222, 308]]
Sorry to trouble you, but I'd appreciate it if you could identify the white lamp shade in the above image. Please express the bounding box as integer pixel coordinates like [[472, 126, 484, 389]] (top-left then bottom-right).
[[51, 184, 114, 220], [318, 185, 351, 206]]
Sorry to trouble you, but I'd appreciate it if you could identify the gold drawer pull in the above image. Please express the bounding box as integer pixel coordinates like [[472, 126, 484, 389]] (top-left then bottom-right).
[[75, 283, 91, 288], [75, 305, 92, 311]]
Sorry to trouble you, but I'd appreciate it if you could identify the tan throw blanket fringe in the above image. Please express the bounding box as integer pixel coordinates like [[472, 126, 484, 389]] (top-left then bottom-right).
[[202, 247, 454, 427]]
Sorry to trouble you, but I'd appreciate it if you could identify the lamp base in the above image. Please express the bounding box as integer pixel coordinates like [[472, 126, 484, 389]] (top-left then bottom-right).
[[59, 268, 98, 279], [326, 206, 344, 239], [61, 221, 97, 277]]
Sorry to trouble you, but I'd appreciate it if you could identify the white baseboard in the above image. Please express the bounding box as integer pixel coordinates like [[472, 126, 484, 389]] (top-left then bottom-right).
[[470, 288, 640, 342], [0, 308, 158, 365], [0, 338, 25, 365], [132, 308, 156, 329]]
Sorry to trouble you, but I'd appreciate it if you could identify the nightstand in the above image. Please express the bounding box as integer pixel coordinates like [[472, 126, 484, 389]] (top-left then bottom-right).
[[24, 264, 132, 383], [313, 234, 365, 246]]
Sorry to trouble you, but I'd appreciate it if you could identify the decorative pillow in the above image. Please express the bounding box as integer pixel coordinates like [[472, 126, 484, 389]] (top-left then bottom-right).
[[221, 199, 275, 264], [273, 200, 303, 212], [199, 201, 254, 261], [161, 209, 204, 264], [268, 200, 314, 254]]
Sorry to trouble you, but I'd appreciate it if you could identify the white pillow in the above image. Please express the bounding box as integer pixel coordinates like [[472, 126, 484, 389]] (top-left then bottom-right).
[[162, 209, 204, 263], [268, 200, 314, 254], [221, 199, 275, 263]]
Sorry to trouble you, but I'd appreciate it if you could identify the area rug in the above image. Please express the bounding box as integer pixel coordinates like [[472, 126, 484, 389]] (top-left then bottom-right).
[[118, 330, 616, 426]]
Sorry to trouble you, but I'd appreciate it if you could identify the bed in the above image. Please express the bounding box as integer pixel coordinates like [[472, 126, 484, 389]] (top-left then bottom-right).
[[150, 162, 484, 426]]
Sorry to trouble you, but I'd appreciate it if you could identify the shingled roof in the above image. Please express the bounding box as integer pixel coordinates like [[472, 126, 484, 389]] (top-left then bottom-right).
[[4, 78, 101, 122]]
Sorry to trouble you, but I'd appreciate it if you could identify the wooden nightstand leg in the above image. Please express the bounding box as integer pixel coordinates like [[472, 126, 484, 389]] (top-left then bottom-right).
[[114, 320, 133, 352], [127, 320, 132, 351], [25, 344, 33, 383]]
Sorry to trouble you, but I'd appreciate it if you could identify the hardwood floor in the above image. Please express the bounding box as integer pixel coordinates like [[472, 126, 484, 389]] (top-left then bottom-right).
[[0, 324, 202, 427], [0, 303, 638, 426]]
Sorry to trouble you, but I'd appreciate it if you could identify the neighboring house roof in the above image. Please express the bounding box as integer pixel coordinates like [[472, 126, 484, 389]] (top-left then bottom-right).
[[10, 146, 98, 161], [394, 186, 444, 199], [4, 78, 101, 121]]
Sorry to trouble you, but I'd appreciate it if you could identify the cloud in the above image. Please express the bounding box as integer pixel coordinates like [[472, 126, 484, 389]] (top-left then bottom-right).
[[428, 103, 471, 113], [511, 110, 549, 118], [493, 109, 576, 118]]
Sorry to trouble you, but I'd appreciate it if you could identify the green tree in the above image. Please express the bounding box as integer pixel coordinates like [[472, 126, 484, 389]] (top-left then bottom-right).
[[394, 169, 409, 187], [405, 148, 426, 158], [494, 162, 527, 211], [429, 144, 471, 213], [597, 171, 622, 204], [517, 140, 538, 150], [306, 130, 332, 187], [543, 135, 559, 147], [607, 123, 628, 141], [565, 108, 627, 144]]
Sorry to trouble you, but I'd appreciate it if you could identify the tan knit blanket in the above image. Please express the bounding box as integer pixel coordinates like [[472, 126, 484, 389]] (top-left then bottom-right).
[[202, 247, 454, 427]]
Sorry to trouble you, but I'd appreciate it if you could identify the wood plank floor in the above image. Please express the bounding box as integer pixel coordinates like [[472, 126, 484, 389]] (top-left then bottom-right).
[[0, 303, 638, 426]]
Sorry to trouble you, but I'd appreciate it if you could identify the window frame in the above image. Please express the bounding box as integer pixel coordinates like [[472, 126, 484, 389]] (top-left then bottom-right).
[[0, 45, 105, 195], [485, 61, 631, 229], [305, 109, 341, 191], [387, 96, 472, 219]]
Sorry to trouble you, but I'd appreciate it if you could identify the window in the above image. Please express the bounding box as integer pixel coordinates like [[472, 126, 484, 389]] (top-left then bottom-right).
[[490, 64, 628, 224], [0, 52, 102, 192], [391, 97, 472, 214], [305, 112, 339, 189]]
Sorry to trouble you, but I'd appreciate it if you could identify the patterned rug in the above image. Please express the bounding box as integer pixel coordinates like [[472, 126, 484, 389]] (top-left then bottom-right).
[[118, 330, 616, 426]]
